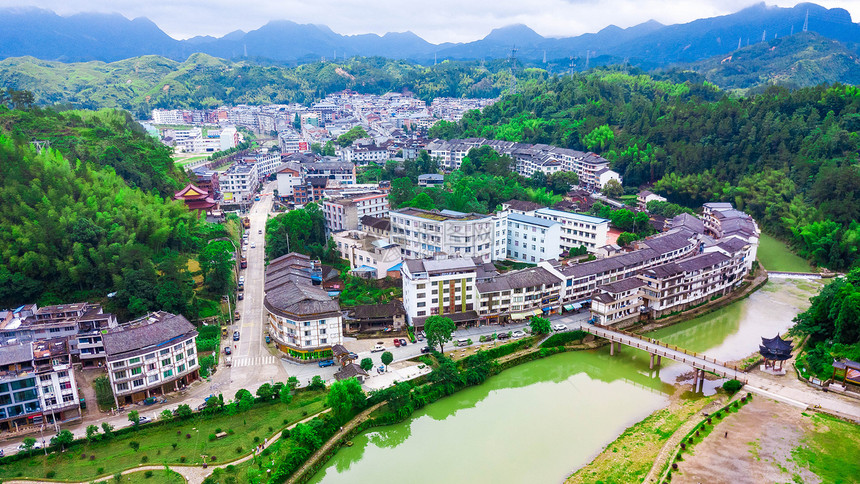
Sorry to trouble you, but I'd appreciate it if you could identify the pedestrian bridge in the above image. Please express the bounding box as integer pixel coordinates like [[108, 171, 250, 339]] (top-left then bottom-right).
[[578, 324, 748, 387]]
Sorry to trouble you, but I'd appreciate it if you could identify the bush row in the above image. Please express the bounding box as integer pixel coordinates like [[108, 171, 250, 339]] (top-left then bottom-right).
[[540, 330, 589, 348]]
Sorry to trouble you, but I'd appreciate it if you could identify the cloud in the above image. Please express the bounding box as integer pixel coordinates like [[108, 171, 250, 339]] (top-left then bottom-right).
[[3, 0, 859, 42]]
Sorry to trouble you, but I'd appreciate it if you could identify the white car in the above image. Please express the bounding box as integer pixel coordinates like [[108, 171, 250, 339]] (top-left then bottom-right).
[[511, 330, 526, 338], [552, 324, 568, 332], [250, 242, 256, 248], [18, 440, 43, 452]]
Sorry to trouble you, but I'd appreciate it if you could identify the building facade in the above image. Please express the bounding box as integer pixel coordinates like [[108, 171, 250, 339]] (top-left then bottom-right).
[[533, 208, 610, 253], [103, 312, 199, 405], [323, 192, 390, 232], [390, 208, 496, 262], [504, 213, 562, 263], [332, 230, 402, 280]]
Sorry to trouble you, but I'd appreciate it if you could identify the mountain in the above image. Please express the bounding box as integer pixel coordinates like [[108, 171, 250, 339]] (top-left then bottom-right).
[[682, 31, 860, 92], [0, 3, 859, 70]]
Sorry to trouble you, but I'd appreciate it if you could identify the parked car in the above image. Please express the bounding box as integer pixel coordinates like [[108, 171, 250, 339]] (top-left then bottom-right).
[[18, 441, 43, 452], [420, 331, 426, 337], [552, 324, 568, 332], [497, 332, 510, 340], [250, 242, 256, 248], [137, 416, 151, 425], [233, 331, 240, 341], [265, 335, 271, 344], [371, 343, 385, 353], [237, 293, 244, 300], [318, 359, 335, 368], [197, 402, 209, 411], [399, 338, 408, 346], [258, 229, 262, 234], [511, 330, 526, 338], [234, 311, 240, 320], [224, 346, 232, 355], [348, 352, 358, 360], [417, 335, 424, 341], [420, 346, 432, 354], [393, 339, 401, 347]]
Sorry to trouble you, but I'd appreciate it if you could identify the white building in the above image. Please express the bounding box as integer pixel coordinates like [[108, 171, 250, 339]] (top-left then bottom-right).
[[220, 162, 260, 202], [220, 127, 239, 151], [244, 151, 282, 179], [276, 163, 302, 198], [533, 208, 610, 253], [264, 253, 343, 362], [152, 109, 186, 125], [332, 230, 403, 280], [102, 312, 199, 405], [401, 258, 480, 326], [390, 208, 496, 262], [323, 192, 390, 233], [504, 212, 562, 263]]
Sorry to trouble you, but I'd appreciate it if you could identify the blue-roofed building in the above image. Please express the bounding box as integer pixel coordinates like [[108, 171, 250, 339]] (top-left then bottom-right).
[[533, 208, 610, 254], [504, 212, 562, 263]]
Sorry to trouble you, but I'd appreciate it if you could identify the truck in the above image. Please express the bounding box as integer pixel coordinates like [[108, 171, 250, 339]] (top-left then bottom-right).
[[242, 217, 251, 229]]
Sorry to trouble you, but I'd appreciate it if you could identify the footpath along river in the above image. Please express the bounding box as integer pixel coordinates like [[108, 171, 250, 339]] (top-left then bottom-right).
[[309, 244, 822, 483]]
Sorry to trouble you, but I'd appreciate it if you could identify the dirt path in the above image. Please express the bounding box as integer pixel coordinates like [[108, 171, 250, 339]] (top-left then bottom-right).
[[671, 398, 819, 484]]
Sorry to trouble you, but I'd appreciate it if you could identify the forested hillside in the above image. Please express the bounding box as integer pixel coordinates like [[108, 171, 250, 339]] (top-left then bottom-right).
[[431, 71, 860, 269], [681, 32, 860, 93], [0, 107, 233, 320], [0, 107, 186, 196], [0, 54, 542, 117]]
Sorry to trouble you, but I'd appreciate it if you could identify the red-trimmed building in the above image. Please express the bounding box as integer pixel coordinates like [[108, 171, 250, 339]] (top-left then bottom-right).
[[174, 183, 218, 216]]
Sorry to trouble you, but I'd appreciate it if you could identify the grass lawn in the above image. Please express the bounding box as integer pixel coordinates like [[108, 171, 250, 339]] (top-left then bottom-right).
[[566, 392, 718, 483], [0, 391, 326, 482], [116, 469, 186, 483], [207, 438, 297, 484], [757, 233, 813, 273], [792, 413, 860, 483]]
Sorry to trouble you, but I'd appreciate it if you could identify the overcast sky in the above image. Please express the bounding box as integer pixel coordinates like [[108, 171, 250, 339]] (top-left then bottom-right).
[[3, 0, 858, 42]]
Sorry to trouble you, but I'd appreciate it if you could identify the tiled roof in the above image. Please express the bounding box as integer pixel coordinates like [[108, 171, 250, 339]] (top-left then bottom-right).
[[103, 312, 196, 360], [599, 277, 645, 294], [264, 281, 341, 319]]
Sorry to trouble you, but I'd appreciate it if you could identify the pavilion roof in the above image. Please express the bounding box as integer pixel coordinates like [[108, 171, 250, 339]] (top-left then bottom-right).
[[761, 335, 793, 352], [174, 183, 210, 200]]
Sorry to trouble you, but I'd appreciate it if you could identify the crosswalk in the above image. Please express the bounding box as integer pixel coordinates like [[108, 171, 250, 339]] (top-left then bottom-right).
[[231, 356, 278, 368]]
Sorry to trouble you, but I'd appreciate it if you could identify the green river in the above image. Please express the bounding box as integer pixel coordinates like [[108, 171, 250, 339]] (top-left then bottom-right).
[[309, 241, 822, 483]]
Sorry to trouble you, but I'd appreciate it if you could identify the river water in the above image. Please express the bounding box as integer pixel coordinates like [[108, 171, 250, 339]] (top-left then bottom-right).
[[309, 241, 822, 483]]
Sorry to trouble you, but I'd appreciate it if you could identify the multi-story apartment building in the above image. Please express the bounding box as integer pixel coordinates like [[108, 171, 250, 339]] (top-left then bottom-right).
[[332, 230, 403, 280], [0, 302, 118, 367], [103, 312, 199, 405], [504, 213, 562, 263], [401, 258, 481, 328], [264, 253, 342, 362], [590, 278, 646, 326], [390, 208, 496, 262], [220, 162, 259, 201], [152, 109, 187, 125], [301, 161, 356, 186], [323, 192, 390, 232], [341, 145, 389, 165], [276, 163, 303, 198], [220, 127, 239, 151], [243, 151, 282, 179], [0, 339, 80, 432], [425, 138, 622, 190], [475, 266, 563, 324], [534, 208, 610, 253]]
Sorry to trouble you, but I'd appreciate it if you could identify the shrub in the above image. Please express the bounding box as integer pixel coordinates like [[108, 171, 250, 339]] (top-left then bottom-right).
[[215, 427, 223, 433], [210, 455, 217, 461], [179, 456, 187, 463], [540, 331, 589, 348], [253, 436, 260, 443], [208, 433, 217, 441], [236, 446, 243, 454], [186, 433, 192, 439], [141, 455, 149, 463], [97, 467, 105, 475], [281, 429, 290, 439], [90, 455, 96, 460], [129, 441, 140, 451], [144, 470, 153, 478], [46, 471, 56, 479], [114, 473, 122, 482], [723, 379, 743, 394], [172, 443, 178, 450]]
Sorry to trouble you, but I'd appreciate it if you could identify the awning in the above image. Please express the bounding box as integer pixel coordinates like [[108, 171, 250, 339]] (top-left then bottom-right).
[[572, 302, 583, 310], [510, 311, 530, 320], [532, 309, 542, 316], [564, 304, 575, 311]]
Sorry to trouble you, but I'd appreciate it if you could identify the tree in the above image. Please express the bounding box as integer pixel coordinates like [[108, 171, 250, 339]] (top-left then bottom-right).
[[279, 386, 294, 405], [309, 375, 326, 391], [323, 140, 337, 156], [174, 404, 193, 419], [51, 429, 74, 450], [292, 423, 321, 450], [381, 351, 393, 369], [359, 358, 374, 371], [86, 424, 100, 442], [326, 378, 366, 423], [101, 422, 114, 437], [256, 383, 275, 401], [424, 316, 456, 354], [529, 316, 551, 335], [21, 437, 36, 452], [287, 376, 300, 391], [402, 192, 437, 210], [160, 409, 173, 421], [548, 171, 579, 194], [128, 410, 140, 426], [602, 179, 623, 199], [616, 232, 639, 247]]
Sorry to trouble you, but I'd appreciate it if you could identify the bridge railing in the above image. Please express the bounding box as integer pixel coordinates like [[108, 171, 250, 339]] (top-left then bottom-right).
[[584, 324, 740, 375]]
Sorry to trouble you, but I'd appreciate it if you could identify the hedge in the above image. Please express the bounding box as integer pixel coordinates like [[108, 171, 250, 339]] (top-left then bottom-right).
[[540, 330, 589, 348]]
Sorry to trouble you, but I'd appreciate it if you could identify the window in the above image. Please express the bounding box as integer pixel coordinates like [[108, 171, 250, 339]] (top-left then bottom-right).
[[129, 357, 141, 364], [160, 349, 170, 356], [173, 344, 183, 351], [59, 381, 72, 390], [320, 338, 327, 344], [116, 382, 129, 391], [131, 367, 142, 375], [163, 369, 173, 378], [177, 364, 186, 373], [132, 378, 144, 387], [148, 374, 159, 383], [113, 370, 127, 380], [62, 394, 75, 403], [319, 320, 325, 325], [305, 340, 311, 346], [417, 302, 426, 307], [145, 353, 155, 360], [186, 348, 194, 357], [147, 363, 157, 371], [111, 361, 125, 369], [304, 321, 311, 327], [40, 375, 52, 382]]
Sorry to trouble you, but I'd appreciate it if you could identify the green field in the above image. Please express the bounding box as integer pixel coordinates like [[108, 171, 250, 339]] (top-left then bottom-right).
[[757, 233, 813, 273], [117, 469, 186, 483], [793, 413, 860, 483], [0, 391, 326, 482]]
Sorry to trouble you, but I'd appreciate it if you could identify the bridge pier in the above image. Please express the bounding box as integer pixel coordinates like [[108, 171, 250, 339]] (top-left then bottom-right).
[[649, 353, 654, 370], [657, 355, 662, 365], [698, 369, 705, 393], [692, 368, 699, 388], [610, 341, 615, 356]]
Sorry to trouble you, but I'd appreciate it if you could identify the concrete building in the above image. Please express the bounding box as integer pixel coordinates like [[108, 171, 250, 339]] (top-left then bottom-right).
[[590, 278, 646, 326], [638, 190, 667, 211], [417, 174, 444, 187], [220, 162, 260, 202], [475, 266, 563, 324], [276, 163, 302, 199], [0, 339, 81, 432], [103, 312, 199, 405], [332, 230, 402, 280], [401, 258, 480, 328], [323, 192, 390, 233], [301, 161, 356, 186], [504, 212, 562, 263], [220, 127, 239, 151], [533, 208, 610, 253], [390, 208, 496, 262], [263, 253, 342, 362]]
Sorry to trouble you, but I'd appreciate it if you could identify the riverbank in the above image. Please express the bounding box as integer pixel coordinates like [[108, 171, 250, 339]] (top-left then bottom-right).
[[566, 386, 726, 484]]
